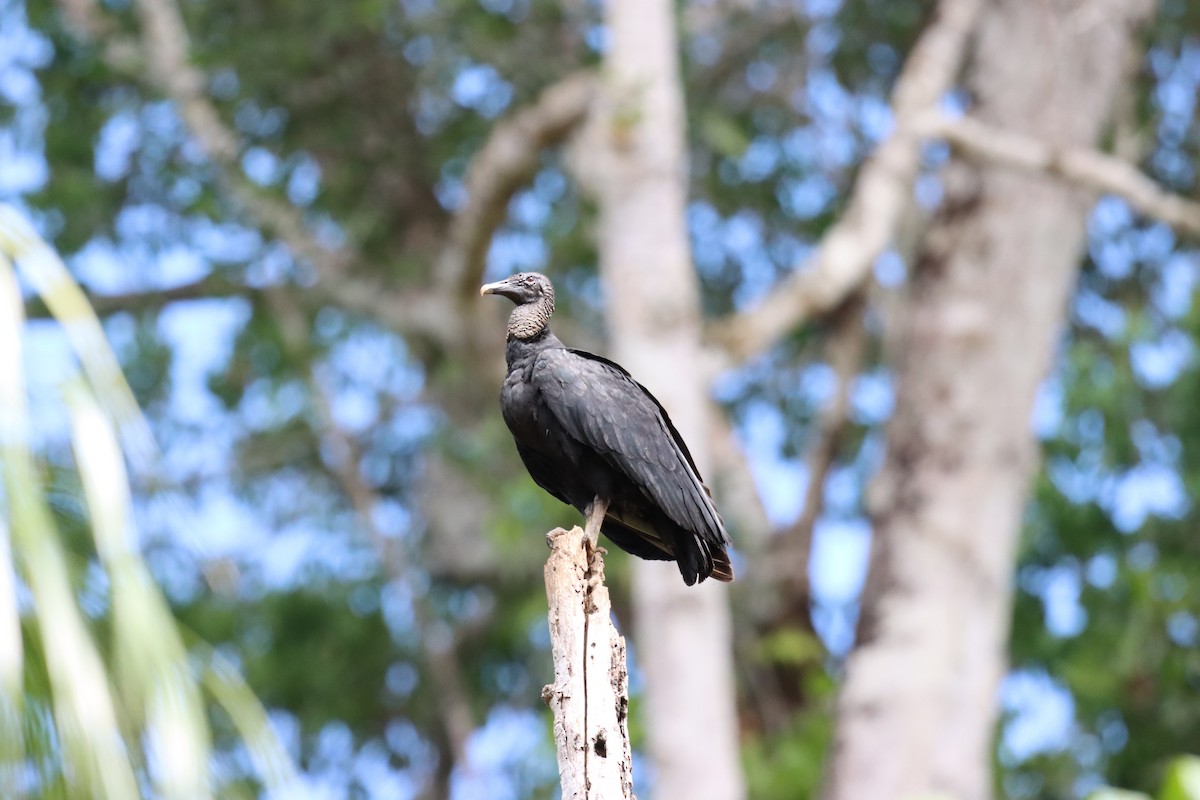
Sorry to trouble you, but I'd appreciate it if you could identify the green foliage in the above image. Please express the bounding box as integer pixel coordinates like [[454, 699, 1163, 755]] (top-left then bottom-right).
[[1010, 220, 1200, 795], [183, 582, 395, 737], [0, 213, 298, 797], [1088, 755, 1200, 800], [756, 626, 825, 669], [1160, 756, 1200, 800], [742, 689, 833, 800]]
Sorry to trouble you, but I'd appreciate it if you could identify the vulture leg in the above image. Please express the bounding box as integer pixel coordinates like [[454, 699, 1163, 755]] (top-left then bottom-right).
[[583, 497, 609, 552]]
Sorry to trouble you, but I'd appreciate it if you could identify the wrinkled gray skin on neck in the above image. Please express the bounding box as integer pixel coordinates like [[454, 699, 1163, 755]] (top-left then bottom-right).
[[507, 283, 555, 341]]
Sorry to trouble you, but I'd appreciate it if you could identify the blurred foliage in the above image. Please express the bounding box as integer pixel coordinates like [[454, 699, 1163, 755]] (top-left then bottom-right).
[[2, 0, 1199, 796], [1008, 203, 1200, 796], [0, 216, 298, 797], [1088, 755, 1200, 800]]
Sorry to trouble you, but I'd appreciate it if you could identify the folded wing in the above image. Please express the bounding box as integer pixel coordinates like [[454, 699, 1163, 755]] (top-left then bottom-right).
[[530, 348, 730, 553]]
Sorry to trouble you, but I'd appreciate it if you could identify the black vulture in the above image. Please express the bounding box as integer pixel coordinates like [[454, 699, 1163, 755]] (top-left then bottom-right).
[[481, 271, 734, 585]]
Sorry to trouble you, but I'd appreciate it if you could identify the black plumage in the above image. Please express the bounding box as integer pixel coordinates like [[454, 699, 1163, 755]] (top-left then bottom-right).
[[481, 271, 734, 585]]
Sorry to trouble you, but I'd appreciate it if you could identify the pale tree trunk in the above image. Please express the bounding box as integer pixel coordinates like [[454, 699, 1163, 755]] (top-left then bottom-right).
[[823, 1, 1153, 799], [590, 0, 745, 797], [542, 527, 633, 800]]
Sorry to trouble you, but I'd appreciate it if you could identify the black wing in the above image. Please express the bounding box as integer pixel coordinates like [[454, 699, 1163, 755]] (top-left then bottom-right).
[[529, 347, 729, 549], [512, 441, 572, 507]]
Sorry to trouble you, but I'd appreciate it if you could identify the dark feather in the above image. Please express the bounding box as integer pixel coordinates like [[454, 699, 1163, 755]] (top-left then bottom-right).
[[536, 348, 726, 546], [486, 271, 734, 585]]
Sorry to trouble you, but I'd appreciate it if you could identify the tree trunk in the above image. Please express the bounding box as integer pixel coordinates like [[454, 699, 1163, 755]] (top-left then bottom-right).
[[542, 527, 634, 800], [593, 0, 746, 797], [822, 1, 1153, 799]]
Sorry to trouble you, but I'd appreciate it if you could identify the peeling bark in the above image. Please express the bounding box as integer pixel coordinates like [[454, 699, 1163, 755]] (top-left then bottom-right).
[[543, 527, 633, 800], [822, 1, 1155, 799]]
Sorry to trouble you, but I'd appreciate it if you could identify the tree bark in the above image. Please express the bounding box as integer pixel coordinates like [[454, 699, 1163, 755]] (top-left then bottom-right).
[[542, 527, 634, 800], [822, 2, 1154, 799], [918, 112, 1200, 238], [708, 0, 987, 364], [592, 0, 746, 797]]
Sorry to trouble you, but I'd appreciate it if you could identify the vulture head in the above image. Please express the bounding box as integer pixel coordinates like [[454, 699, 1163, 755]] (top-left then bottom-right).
[[481, 272, 556, 340]]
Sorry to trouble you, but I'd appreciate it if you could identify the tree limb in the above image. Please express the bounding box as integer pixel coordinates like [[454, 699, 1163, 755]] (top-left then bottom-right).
[[686, 5, 807, 94], [436, 73, 597, 301], [917, 112, 1200, 238], [129, 0, 463, 347], [133, 0, 598, 347], [266, 293, 478, 778], [771, 293, 867, 616], [118, 0, 598, 351], [55, 0, 142, 70], [21, 273, 248, 319], [542, 528, 633, 800], [63, 0, 355, 297], [708, 0, 987, 364], [128, 0, 473, 346], [130, 0, 364, 278], [707, 408, 772, 561]]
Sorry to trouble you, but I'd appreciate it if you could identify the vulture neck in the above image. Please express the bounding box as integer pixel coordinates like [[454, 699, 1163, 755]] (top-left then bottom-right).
[[504, 326, 562, 370], [506, 297, 554, 342]]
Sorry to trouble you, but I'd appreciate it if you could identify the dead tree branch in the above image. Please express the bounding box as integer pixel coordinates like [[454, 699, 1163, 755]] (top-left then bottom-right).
[[267, 293, 478, 777], [57, 0, 597, 355], [22, 274, 249, 319], [542, 527, 633, 800], [772, 293, 867, 617], [707, 409, 772, 563], [708, 0, 987, 364], [131, 0, 370, 283], [436, 74, 597, 301], [918, 112, 1200, 238], [129, 0, 461, 345]]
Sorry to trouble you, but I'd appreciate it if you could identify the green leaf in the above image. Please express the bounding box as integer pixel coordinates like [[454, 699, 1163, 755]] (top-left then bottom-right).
[[700, 111, 751, 159], [1088, 791, 1151, 800], [1160, 756, 1200, 800], [756, 627, 824, 667]]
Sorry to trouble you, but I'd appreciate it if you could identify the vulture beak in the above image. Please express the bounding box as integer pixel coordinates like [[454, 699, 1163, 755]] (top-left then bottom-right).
[[480, 279, 507, 297], [481, 278, 526, 302]]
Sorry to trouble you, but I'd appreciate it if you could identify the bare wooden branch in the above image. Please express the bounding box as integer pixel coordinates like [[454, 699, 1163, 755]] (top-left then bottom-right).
[[127, 0, 460, 347], [92, 0, 593, 350], [130, 0, 385, 292], [686, 5, 808, 94], [267, 293, 478, 777], [437, 74, 597, 300], [918, 112, 1200, 238], [135, 0, 357, 288], [709, 0, 987, 364], [772, 294, 867, 614], [128, 0, 448, 335], [707, 409, 772, 560], [21, 274, 247, 320], [542, 527, 633, 800]]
